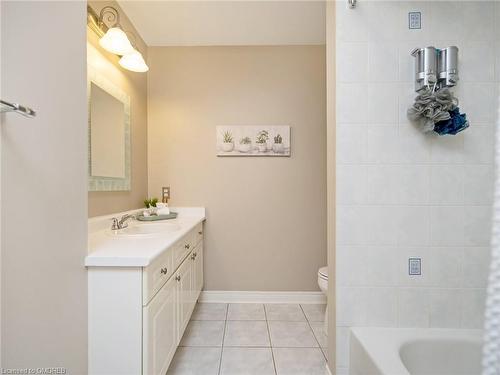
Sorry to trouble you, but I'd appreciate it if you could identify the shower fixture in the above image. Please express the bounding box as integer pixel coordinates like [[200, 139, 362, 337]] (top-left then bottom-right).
[[411, 46, 459, 92]]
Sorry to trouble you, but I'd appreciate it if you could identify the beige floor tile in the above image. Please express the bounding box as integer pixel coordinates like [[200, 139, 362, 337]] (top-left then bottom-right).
[[220, 347, 276, 375], [268, 321, 318, 348]]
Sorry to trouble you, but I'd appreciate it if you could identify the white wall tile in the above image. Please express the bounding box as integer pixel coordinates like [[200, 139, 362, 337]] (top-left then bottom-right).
[[366, 166, 399, 204], [462, 2, 495, 41], [429, 206, 465, 246], [426, 1, 464, 42], [336, 287, 367, 326], [461, 289, 487, 329], [428, 247, 463, 288], [368, 43, 399, 82], [398, 123, 431, 164], [429, 289, 461, 328], [430, 133, 464, 164], [337, 126, 366, 164], [458, 83, 496, 124], [337, 42, 368, 83], [336, 327, 350, 368], [336, 2, 369, 42], [429, 165, 464, 205], [336, 3, 494, 364], [398, 2, 433, 41], [464, 205, 492, 246], [396, 247, 431, 287], [461, 42, 495, 82], [336, 246, 367, 287], [337, 165, 367, 205], [463, 247, 491, 288], [397, 206, 430, 246], [366, 125, 399, 163], [365, 288, 398, 326], [397, 166, 429, 204], [463, 126, 495, 164], [495, 41, 500, 81], [337, 84, 368, 124], [463, 165, 494, 205], [398, 83, 416, 124], [398, 43, 415, 83], [364, 206, 398, 246], [337, 206, 369, 246], [365, 2, 401, 42], [367, 83, 398, 124], [397, 288, 429, 327], [363, 247, 398, 287]]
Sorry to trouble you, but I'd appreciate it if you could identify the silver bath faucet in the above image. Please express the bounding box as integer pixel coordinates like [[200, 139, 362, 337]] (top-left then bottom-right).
[[111, 214, 135, 230]]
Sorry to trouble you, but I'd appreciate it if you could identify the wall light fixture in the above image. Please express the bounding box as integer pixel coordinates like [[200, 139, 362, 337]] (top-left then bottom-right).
[[87, 5, 149, 73]]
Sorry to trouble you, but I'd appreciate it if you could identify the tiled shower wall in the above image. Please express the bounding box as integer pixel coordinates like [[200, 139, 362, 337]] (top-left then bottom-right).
[[335, 1, 499, 373]]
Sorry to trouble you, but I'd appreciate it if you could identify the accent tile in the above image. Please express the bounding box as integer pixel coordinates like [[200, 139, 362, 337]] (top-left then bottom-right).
[[224, 321, 270, 347], [220, 347, 275, 375], [191, 303, 227, 321], [268, 321, 318, 348], [227, 303, 266, 321], [167, 347, 221, 375], [180, 320, 225, 347], [301, 304, 326, 322], [273, 348, 327, 375], [265, 304, 306, 322]]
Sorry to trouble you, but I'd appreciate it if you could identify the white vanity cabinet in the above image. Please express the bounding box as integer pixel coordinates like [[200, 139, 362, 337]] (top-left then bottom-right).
[[88, 222, 204, 375]]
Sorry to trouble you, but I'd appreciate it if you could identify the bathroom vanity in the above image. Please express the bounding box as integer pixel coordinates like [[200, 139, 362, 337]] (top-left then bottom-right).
[[86, 208, 205, 375]]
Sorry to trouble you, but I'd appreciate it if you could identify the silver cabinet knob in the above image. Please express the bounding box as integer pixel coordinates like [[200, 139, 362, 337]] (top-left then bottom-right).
[[191, 254, 196, 260], [198, 231, 202, 235], [175, 275, 181, 282], [160, 267, 168, 275], [185, 244, 190, 249]]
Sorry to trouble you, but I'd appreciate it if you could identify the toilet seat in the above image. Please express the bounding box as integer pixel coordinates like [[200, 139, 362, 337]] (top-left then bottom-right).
[[318, 266, 328, 280]]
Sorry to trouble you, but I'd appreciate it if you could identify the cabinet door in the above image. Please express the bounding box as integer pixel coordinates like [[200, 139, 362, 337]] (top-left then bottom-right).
[[177, 255, 195, 340], [193, 243, 203, 299], [143, 276, 177, 375]]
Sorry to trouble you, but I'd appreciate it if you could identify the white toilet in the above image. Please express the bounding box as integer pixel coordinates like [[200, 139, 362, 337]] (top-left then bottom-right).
[[317, 266, 328, 334]]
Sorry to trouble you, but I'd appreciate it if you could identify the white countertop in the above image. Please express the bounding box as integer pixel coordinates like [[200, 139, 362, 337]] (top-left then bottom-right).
[[86, 207, 205, 267]]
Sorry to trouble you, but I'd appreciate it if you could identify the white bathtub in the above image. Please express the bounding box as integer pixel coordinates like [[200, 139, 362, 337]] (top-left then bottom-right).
[[349, 327, 483, 375]]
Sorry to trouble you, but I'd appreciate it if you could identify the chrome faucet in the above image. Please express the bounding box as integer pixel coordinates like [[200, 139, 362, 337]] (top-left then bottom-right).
[[111, 214, 135, 230]]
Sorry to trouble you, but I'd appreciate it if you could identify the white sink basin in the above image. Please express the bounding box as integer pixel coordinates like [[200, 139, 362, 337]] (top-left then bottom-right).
[[108, 222, 181, 237]]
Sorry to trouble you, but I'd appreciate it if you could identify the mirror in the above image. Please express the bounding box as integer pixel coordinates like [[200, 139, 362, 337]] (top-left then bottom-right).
[[87, 65, 130, 191]]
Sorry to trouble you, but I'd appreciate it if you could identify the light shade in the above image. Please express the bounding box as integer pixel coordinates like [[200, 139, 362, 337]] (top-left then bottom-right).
[[99, 27, 134, 55], [119, 49, 149, 73]]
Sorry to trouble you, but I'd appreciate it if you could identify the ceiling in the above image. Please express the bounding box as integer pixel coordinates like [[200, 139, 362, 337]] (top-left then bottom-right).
[[118, 1, 326, 46]]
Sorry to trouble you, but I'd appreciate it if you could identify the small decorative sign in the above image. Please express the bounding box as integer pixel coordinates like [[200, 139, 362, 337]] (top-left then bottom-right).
[[216, 125, 291, 157], [408, 258, 422, 276], [408, 12, 421, 29]]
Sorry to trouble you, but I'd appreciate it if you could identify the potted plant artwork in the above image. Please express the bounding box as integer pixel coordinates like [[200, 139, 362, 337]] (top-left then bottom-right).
[[239, 136, 252, 152], [273, 134, 284, 153], [221, 130, 234, 152], [255, 130, 269, 152]]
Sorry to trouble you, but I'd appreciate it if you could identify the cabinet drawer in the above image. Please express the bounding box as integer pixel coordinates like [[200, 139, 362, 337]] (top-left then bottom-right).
[[193, 223, 203, 247], [143, 249, 174, 305], [173, 229, 198, 270]]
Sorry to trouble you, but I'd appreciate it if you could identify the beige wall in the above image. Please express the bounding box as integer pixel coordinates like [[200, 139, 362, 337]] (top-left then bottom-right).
[[1, 2, 87, 372], [87, 1, 148, 217], [148, 46, 326, 291]]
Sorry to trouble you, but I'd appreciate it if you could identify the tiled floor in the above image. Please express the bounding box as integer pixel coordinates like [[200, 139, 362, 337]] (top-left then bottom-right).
[[167, 303, 328, 375]]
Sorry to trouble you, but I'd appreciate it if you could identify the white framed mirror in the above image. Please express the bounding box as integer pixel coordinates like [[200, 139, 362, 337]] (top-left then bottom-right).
[[87, 65, 131, 191]]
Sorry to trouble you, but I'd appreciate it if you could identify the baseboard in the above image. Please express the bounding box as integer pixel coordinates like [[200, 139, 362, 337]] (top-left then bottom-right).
[[198, 290, 326, 304]]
